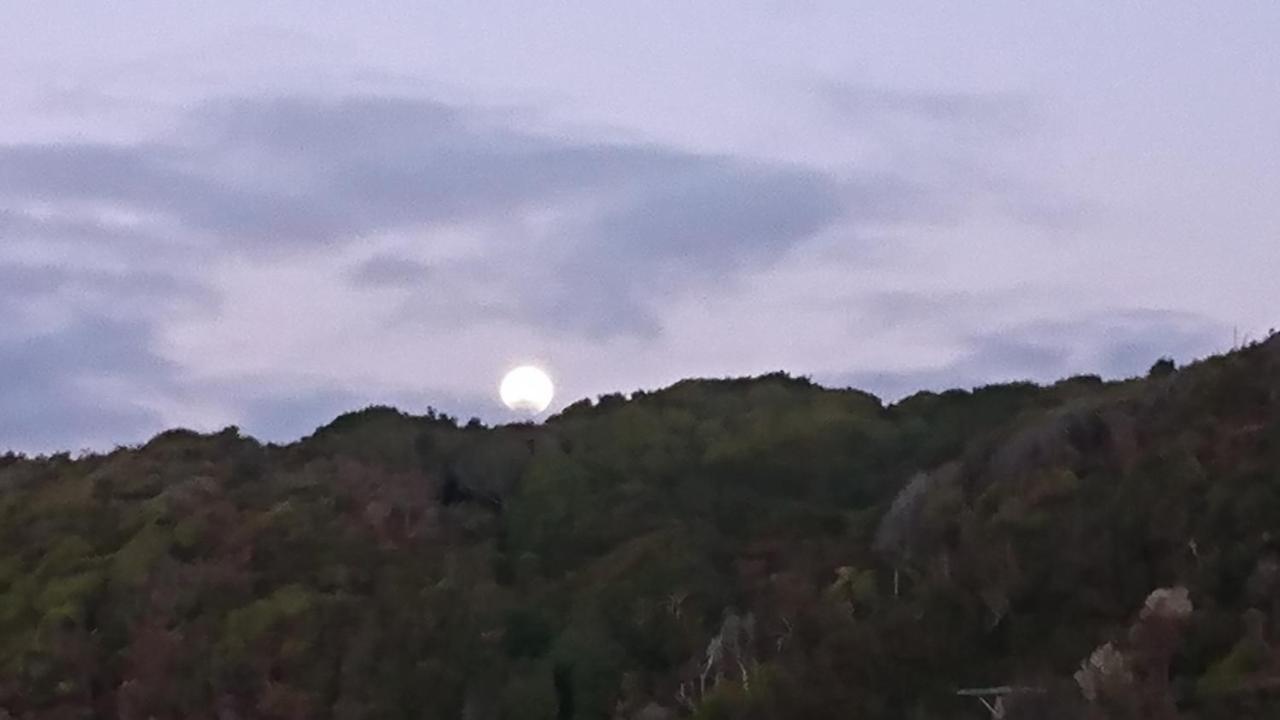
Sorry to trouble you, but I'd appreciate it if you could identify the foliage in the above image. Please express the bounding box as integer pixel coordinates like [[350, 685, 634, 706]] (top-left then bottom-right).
[[1, 337, 1279, 717]]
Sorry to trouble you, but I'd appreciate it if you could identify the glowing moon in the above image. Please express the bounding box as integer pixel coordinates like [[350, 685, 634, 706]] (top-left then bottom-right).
[[500, 365, 555, 414]]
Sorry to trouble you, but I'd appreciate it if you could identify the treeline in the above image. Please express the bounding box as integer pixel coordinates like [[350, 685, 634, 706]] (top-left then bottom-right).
[[0, 337, 1278, 718]]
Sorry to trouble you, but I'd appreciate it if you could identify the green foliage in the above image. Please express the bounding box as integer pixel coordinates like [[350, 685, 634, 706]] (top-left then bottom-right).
[[691, 667, 783, 720], [111, 522, 171, 585], [1149, 357, 1178, 378], [504, 606, 554, 659], [829, 566, 878, 614], [551, 620, 627, 720], [498, 661, 559, 720], [1197, 638, 1270, 697], [35, 569, 103, 628], [1, 341, 1279, 717]]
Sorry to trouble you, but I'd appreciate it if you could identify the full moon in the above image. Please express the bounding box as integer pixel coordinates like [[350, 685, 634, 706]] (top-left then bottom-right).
[[500, 365, 555, 414]]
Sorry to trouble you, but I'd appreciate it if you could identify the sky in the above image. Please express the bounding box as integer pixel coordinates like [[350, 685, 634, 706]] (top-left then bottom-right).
[[2, 2, 1278, 452]]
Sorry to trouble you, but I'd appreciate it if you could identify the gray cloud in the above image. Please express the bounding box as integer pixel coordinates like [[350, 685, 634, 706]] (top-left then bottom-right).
[[179, 96, 719, 248], [0, 260, 214, 452], [819, 82, 1034, 136], [0, 262, 212, 345], [0, 263, 62, 302], [0, 92, 1074, 450], [1090, 310, 1229, 377], [236, 386, 374, 444], [0, 95, 890, 334], [13, 93, 989, 345], [348, 255, 432, 289], [0, 307, 498, 452], [541, 161, 858, 336], [0, 263, 202, 303], [0, 3, 1274, 462], [0, 315, 171, 452], [234, 382, 503, 443], [816, 82, 1091, 237], [581, 163, 842, 267], [825, 309, 1228, 402]]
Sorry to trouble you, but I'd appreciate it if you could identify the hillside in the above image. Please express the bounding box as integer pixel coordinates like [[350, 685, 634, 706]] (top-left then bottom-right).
[[1, 335, 1278, 719]]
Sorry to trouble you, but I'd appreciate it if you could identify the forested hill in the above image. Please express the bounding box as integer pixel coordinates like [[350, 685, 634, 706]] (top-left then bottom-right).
[[2, 335, 1279, 719]]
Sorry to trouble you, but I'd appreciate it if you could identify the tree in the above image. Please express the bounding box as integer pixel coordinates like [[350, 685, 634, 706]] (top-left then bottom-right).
[[1149, 357, 1177, 378]]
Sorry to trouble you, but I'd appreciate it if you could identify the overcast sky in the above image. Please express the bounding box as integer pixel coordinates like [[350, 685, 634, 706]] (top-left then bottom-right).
[[2, 3, 1278, 452]]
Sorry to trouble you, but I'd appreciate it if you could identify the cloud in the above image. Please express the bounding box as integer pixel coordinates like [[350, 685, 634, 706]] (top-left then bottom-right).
[[348, 255, 432, 289], [0, 91, 1070, 451], [1089, 310, 1229, 377], [0, 261, 210, 346], [232, 380, 503, 443], [815, 82, 1088, 235], [0, 263, 62, 306], [0, 259, 215, 452], [7, 92, 1070, 344], [0, 95, 897, 334], [234, 386, 374, 443], [825, 308, 1228, 401], [818, 82, 1034, 136], [539, 161, 857, 336], [0, 315, 172, 453]]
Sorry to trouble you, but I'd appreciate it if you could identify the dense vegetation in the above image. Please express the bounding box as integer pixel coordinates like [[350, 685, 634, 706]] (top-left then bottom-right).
[[1, 335, 1278, 719]]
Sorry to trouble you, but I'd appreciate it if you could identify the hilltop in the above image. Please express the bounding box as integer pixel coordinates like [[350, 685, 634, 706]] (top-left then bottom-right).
[[0, 335, 1278, 719]]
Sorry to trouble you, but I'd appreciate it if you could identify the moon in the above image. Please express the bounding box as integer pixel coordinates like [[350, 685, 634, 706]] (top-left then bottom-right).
[[500, 365, 555, 414]]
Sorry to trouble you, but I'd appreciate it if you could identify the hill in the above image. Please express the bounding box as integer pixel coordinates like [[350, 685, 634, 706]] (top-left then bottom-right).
[[0, 336, 1278, 719]]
